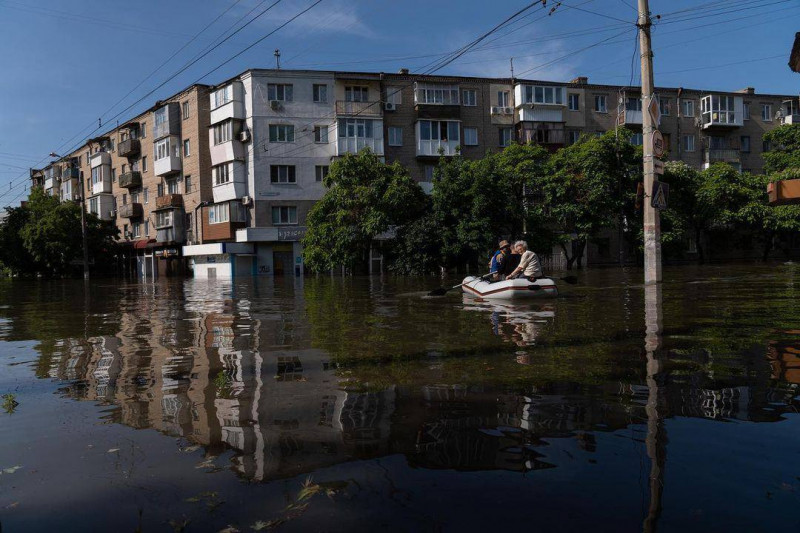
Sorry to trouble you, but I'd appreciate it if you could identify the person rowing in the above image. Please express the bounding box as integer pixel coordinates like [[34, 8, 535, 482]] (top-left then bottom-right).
[[507, 240, 543, 281]]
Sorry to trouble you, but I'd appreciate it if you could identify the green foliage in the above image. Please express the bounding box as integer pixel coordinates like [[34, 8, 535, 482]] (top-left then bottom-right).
[[0, 187, 118, 277], [2, 393, 18, 414], [763, 124, 800, 175], [302, 150, 427, 272]]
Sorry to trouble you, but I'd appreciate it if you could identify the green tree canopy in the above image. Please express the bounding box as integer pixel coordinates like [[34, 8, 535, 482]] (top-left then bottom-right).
[[762, 124, 800, 175]]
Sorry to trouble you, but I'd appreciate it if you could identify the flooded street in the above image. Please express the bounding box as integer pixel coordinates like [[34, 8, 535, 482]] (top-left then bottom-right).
[[1, 264, 800, 531]]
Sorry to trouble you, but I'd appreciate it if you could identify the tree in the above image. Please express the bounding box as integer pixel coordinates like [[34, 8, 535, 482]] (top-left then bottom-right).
[[762, 124, 800, 175], [657, 162, 715, 262], [302, 150, 428, 273]]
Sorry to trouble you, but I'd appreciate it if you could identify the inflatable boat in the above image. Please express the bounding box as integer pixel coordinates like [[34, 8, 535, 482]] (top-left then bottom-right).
[[461, 276, 558, 300]]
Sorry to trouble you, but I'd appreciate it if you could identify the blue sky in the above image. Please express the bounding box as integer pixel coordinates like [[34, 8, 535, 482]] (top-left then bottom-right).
[[0, 0, 798, 206]]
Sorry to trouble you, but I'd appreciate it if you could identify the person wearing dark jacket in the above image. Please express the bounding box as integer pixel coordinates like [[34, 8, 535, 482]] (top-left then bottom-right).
[[488, 240, 512, 281]]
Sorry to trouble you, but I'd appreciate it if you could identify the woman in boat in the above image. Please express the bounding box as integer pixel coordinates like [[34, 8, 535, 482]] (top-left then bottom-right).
[[508, 240, 543, 280]]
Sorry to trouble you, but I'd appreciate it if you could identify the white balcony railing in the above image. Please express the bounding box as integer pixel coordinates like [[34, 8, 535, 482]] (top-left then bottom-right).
[[336, 137, 384, 156], [416, 139, 460, 157]]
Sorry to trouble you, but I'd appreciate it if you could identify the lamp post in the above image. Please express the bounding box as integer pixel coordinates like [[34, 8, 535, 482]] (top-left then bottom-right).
[[51, 152, 89, 280]]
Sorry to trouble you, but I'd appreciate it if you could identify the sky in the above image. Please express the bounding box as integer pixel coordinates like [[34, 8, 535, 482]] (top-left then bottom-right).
[[0, 0, 798, 206]]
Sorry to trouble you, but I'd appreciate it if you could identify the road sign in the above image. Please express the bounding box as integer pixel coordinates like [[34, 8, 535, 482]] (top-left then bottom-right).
[[648, 95, 660, 126], [652, 130, 665, 157], [651, 181, 669, 209], [653, 159, 664, 175]]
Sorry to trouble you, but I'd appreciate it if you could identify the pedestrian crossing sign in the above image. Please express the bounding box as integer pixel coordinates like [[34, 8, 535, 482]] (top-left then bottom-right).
[[651, 181, 669, 209]]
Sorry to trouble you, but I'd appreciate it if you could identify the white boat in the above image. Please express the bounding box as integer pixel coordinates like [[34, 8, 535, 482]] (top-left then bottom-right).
[[461, 276, 558, 300]]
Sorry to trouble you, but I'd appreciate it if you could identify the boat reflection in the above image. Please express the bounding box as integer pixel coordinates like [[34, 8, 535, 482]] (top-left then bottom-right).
[[461, 294, 555, 352]]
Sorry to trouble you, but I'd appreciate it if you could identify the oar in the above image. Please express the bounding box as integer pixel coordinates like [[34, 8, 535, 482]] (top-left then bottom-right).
[[428, 273, 492, 297]]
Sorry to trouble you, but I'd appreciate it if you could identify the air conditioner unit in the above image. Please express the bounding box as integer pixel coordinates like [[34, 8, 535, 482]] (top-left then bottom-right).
[[491, 106, 501, 114], [239, 130, 251, 143], [384, 102, 396, 111], [503, 107, 513, 114], [269, 100, 281, 111], [241, 195, 253, 206]]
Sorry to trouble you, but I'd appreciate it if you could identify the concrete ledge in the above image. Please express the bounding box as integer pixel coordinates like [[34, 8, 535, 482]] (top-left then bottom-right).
[[183, 242, 254, 256]]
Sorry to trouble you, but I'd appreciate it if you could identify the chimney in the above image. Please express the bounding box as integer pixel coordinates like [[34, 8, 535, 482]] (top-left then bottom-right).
[[570, 76, 588, 85], [737, 87, 755, 95]]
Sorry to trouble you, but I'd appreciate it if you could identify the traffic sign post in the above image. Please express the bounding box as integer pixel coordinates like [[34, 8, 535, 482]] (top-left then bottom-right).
[[652, 130, 665, 158]]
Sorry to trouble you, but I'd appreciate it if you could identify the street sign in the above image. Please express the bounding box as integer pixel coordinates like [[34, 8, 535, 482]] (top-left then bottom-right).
[[648, 95, 660, 126], [652, 130, 665, 157], [651, 181, 669, 209], [653, 159, 664, 175]]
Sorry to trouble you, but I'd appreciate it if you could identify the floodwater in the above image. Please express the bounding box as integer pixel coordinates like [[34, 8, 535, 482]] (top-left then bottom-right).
[[1, 265, 799, 532]]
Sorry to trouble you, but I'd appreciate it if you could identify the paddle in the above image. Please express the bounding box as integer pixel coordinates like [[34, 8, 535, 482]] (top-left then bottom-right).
[[428, 273, 492, 297]]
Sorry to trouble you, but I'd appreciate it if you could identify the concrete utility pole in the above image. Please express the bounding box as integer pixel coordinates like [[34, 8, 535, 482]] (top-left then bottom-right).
[[638, 0, 662, 284]]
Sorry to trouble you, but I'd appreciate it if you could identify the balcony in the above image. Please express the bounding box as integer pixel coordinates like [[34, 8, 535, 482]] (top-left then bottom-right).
[[780, 114, 800, 125], [155, 193, 183, 210], [44, 178, 55, 191], [119, 171, 142, 189], [152, 102, 181, 139], [336, 137, 384, 157], [519, 107, 564, 123], [118, 138, 141, 158], [704, 149, 740, 165], [417, 139, 460, 157], [209, 137, 245, 166], [700, 95, 743, 129], [335, 100, 381, 117], [620, 109, 643, 125], [210, 81, 245, 124], [119, 203, 143, 219], [62, 167, 79, 180], [154, 153, 181, 176], [155, 208, 186, 244]]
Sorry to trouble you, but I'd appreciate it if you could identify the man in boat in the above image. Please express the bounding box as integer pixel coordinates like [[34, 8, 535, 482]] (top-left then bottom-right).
[[488, 240, 512, 281], [508, 240, 543, 280]]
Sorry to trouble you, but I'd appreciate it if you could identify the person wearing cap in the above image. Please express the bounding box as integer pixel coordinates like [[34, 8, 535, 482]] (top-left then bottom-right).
[[488, 240, 512, 281]]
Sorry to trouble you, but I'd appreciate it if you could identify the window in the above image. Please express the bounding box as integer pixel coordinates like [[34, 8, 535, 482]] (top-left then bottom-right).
[[270, 165, 296, 183], [183, 139, 190, 157], [743, 103, 750, 120], [741, 136, 751, 153], [313, 125, 328, 143], [626, 97, 642, 111], [154, 107, 167, 128], [497, 91, 510, 107], [762, 104, 772, 121], [567, 130, 581, 145], [386, 87, 402, 106], [156, 138, 170, 160], [269, 124, 295, 143], [272, 206, 297, 225], [185, 175, 192, 193], [312, 84, 327, 103], [121, 163, 127, 174], [122, 193, 127, 205], [208, 202, 244, 224], [345, 86, 368, 102], [418, 120, 460, 143], [499, 127, 513, 147], [763, 140, 772, 153], [157, 183, 164, 197], [339, 118, 375, 138], [132, 222, 141, 238], [523, 85, 565, 105], [213, 120, 233, 145], [213, 163, 230, 185], [462, 89, 477, 106], [131, 190, 139, 204], [143, 188, 148, 204], [568, 93, 579, 111], [123, 224, 128, 238], [423, 165, 435, 182], [659, 98, 670, 116], [630, 133, 643, 146], [594, 95, 607, 112], [144, 220, 149, 236], [140, 122, 146, 138], [155, 210, 172, 228], [213, 85, 233, 108], [464, 127, 478, 146], [388, 127, 403, 146], [416, 83, 459, 105], [683, 135, 695, 152], [167, 178, 179, 194], [267, 83, 293, 102], [315, 165, 329, 182], [111, 168, 116, 182], [91, 165, 102, 185], [88, 197, 98, 215], [682, 99, 695, 117], [182, 101, 190, 119]]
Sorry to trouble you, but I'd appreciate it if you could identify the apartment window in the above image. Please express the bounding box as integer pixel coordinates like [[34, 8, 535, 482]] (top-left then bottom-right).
[[272, 206, 297, 225], [315, 165, 329, 182], [213, 85, 233, 108], [133, 222, 141, 238], [182, 101, 190, 119], [763, 140, 772, 153], [568, 93, 579, 111], [423, 165, 435, 182], [339, 118, 375, 138], [185, 175, 192, 193], [683, 134, 695, 152], [416, 83, 459, 105], [167, 178, 179, 194], [111, 168, 116, 182], [388, 127, 403, 146], [594, 95, 607, 112], [386, 87, 402, 105], [626, 97, 642, 111], [155, 210, 172, 228], [312, 84, 327, 103], [419, 120, 460, 143], [122, 193, 127, 205], [85, 151, 90, 165], [464, 127, 478, 146], [140, 122, 146, 138], [682, 99, 695, 117], [213, 120, 233, 145], [659, 98, 671, 116], [497, 91, 510, 107], [313, 125, 329, 143], [761, 104, 772, 121], [185, 213, 192, 234], [157, 183, 164, 197], [267, 83, 293, 102], [567, 130, 581, 145], [143, 187, 149, 204], [741, 136, 751, 153], [144, 220, 150, 236], [91, 165, 102, 185], [208, 203, 229, 224], [523, 85, 565, 105], [269, 124, 295, 142], [183, 139, 190, 157], [123, 224, 128, 238], [499, 127, 513, 147], [630, 133, 643, 146], [345, 86, 368, 102], [131, 190, 139, 204], [88, 197, 98, 215], [270, 165, 296, 183], [213, 163, 231, 185], [156, 138, 171, 160], [743, 103, 750, 120], [462, 89, 477, 106]]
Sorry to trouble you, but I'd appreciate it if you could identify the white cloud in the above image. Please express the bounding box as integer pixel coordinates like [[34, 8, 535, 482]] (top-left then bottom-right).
[[229, 0, 374, 38]]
